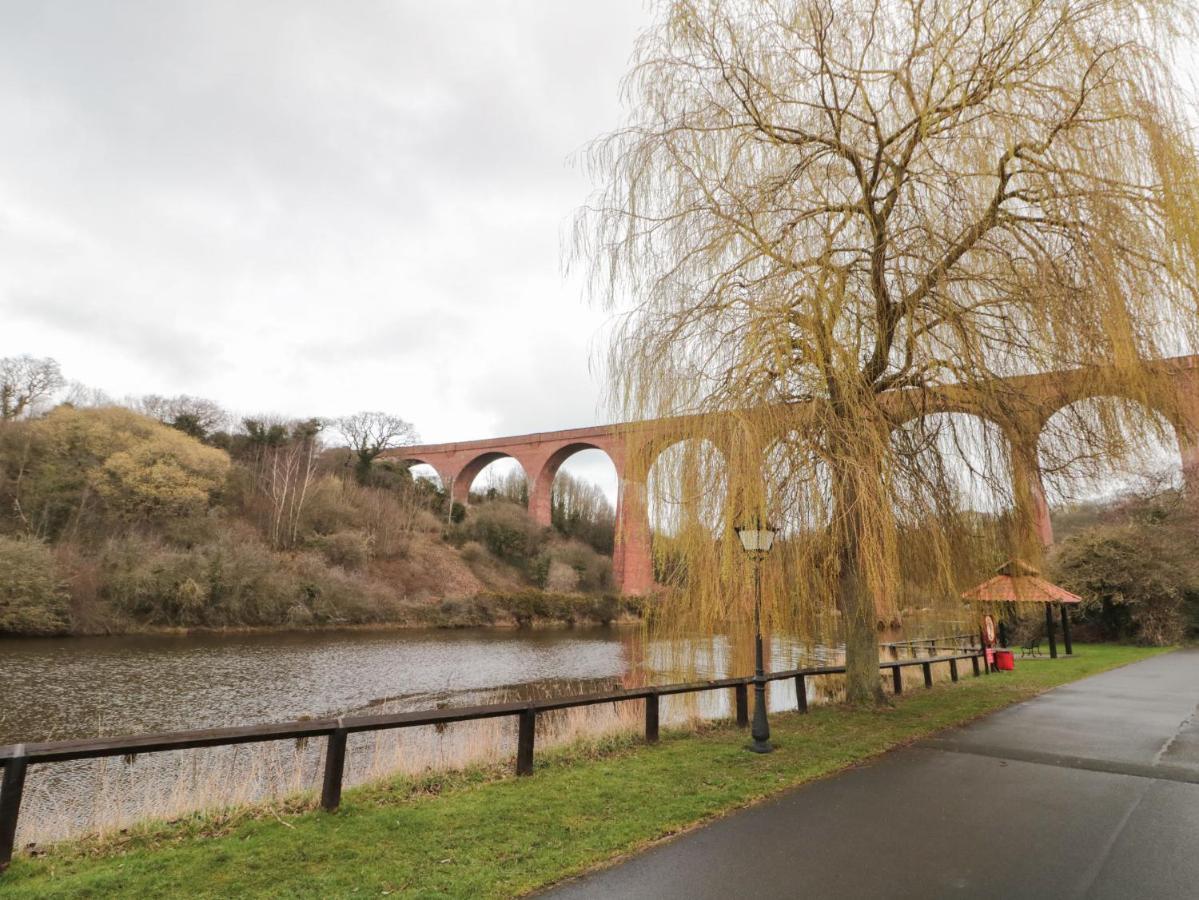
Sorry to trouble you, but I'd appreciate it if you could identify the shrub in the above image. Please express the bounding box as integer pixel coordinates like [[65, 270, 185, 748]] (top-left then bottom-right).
[[555, 540, 612, 592], [534, 540, 612, 592], [313, 530, 373, 571], [361, 458, 414, 492], [459, 540, 488, 564], [298, 478, 418, 559], [93, 433, 229, 519], [545, 560, 580, 592], [299, 476, 360, 536], [459, 501, 546, 563], [4, 406, 229, 537], [346, 483, 417, 558], [414, 509, 443, 533], [289, 553, 400, 625], [0, 535, 70, 635], [97, 528, 400, 629], [451, 503, 617, 594], [100, 531, 282, 627], [431, 596, 493, 627], [530, 553, 551, 588], [1051, 521, 1198, 645]]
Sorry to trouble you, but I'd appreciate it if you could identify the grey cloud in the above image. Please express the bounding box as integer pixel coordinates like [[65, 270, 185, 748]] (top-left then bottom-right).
[[9, 289, 223, 383]]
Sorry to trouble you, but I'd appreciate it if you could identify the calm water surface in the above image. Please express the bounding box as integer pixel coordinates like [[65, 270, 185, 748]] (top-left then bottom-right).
[[0, 619, 964, 745], [0, 627, 662, 745]]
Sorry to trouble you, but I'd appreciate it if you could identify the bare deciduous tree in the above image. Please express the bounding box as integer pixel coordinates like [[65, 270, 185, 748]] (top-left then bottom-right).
[[61, 381, 114, 409], [552, 472, 616, 553], [578, 0, 1199, 702], [134, 394, 229, 440], [0, 356, 65, 420], [256, 418, 323, 549], [337, 412, 418, 484], [477, 465, 528, 505]]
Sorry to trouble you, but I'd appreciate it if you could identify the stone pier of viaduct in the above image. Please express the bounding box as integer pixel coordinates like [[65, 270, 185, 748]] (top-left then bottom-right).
[[387, 355, 1199, 595]]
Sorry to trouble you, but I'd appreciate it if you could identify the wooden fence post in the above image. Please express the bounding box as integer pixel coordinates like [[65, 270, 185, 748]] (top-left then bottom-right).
[[794, 674, 808, 713], [949, 659, 959, 683], [972, 655, 981, 677], [0, 751, 28, 872], [734, 683, 749, 727], [922, 662, 933, 689], [891, 666, 903, 696], [516, 708, 536, 776], [644, 692, 659, 744], [320, 725, 347, 812]]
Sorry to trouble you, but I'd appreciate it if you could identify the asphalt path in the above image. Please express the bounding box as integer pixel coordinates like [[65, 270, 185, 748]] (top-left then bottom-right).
[[546, 649, 1199, 900]]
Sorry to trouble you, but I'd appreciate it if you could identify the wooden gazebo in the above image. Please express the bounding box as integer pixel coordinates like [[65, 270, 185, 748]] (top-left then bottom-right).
[[961, 560, 1082, 658]]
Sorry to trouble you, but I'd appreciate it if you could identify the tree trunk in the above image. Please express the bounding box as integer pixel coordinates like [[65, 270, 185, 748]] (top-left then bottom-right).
[[838, 526, 885, 705], [829, 408, 887, 706]]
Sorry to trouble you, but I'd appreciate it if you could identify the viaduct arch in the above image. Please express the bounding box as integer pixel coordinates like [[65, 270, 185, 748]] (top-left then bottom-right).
[[388, 355, 1199, 595]]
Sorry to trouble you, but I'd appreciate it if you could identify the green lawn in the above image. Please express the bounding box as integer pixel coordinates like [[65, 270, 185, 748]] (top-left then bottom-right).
[[0, 644, 1168, 899]]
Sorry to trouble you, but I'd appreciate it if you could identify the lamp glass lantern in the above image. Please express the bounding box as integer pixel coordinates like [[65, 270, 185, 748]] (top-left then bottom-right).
[[735, 525, 776, 555]]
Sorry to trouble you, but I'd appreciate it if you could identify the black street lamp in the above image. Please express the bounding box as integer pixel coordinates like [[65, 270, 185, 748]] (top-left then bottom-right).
[[735, 521, 776, 754]]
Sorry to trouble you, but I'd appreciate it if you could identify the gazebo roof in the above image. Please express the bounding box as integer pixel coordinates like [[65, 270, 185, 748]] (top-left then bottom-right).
[[961, 559, 1082, 605]]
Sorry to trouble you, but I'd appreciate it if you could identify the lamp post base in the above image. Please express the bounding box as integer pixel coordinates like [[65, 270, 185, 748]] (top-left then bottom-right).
[[749, 680, 773, 753]]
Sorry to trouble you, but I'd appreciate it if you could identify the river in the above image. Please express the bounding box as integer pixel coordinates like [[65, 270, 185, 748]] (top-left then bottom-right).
[[0, 627, 650, 745], [0, 625, 867, 745]]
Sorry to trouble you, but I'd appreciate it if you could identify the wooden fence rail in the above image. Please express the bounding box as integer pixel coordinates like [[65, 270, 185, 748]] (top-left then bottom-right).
[[880, 634, 977, 659], [881, 634, 976, 647], [0, 649, 984, 871]]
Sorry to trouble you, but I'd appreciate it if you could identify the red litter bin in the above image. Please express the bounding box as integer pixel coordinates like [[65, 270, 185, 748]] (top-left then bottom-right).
[[994, 650, 1015, 671]]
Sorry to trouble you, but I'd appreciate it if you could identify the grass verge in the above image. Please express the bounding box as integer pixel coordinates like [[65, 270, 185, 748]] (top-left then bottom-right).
[[0, 643, 1168, 899]]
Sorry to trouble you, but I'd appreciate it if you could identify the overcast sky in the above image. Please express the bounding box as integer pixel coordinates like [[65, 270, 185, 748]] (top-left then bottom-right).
[[0, 1, 652, 494], [4, 1, 1189, 508]]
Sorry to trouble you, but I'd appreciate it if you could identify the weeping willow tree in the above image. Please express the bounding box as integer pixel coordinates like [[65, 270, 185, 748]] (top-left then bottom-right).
[[577, 0, 1199, 703]]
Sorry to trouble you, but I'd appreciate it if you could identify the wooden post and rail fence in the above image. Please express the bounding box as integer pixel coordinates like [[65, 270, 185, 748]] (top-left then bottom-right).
[[879, 633, 978, 659], [0, 646, 986, 872]]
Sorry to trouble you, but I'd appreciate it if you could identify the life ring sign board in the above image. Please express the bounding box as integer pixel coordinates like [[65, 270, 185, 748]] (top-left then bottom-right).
[[982, 614, 997, 647], [981, 614, 998, 669]]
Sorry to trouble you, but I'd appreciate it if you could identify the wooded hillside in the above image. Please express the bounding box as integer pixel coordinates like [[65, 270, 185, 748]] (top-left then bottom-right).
[[0, 358, 625, 636]]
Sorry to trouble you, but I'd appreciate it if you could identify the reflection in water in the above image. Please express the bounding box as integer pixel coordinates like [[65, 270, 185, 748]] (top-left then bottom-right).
[[0, 623, 956, 846]]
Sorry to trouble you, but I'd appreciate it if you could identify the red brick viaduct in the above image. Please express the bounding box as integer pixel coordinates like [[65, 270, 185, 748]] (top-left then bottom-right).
[[387, 355, 1199, 595]]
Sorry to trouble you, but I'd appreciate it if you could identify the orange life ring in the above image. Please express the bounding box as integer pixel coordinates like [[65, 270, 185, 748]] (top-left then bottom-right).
[[982, 614, 997, 647]]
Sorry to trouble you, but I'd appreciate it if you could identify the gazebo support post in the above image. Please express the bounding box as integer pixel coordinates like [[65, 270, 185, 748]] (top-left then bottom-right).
[[1044, 603, 1058, 659], [1061, 604, 1073, 655]]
